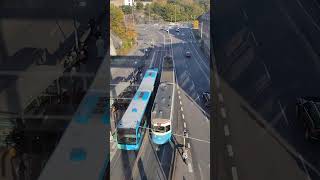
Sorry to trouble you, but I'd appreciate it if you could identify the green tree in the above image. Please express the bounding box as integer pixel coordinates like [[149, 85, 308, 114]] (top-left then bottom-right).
[[136, 2, 144, 10], [121, 5, 132, 14], [110, 4, 125, 37]]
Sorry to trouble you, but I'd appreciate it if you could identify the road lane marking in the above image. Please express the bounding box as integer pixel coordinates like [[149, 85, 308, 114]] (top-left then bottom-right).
[[198, 164, 203, 180], [189, 49, 209, 82], [149, 50, 156, 68], [188, 143, 191, 149], [278, 101, 289, 126], [231, 167, 239, 180], [226, 144, 234, 157], [182, 114, 185, 120], [180, 101, 182, 105], [220, 107, 227, 118], [178, 95, 181, 100], [184, 122, 187, 128], [178, 90, 181, 94], [188, 161, 193, 173], [189, 30, 210, 71], [299, 155, 312, 180], [218, 93, 224, 103], [214, 72, 220, 88], [224, 125, 230, 136], [181, 107, 184, 111]]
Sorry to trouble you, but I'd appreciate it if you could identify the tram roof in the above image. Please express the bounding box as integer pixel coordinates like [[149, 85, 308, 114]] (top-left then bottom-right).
[[117, 90, 152, 129], [151, 83, 173, 121], [138, 68, 158, 91]]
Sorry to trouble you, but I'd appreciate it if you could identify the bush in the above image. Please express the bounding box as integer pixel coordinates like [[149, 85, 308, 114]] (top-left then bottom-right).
[[110, 4, 137, 51], [136, 2, 144, 10], [121, 5, 132, 14]]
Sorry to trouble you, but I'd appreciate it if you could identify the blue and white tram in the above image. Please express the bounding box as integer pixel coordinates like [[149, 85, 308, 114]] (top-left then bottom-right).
[[151, 56, 175, 145], [116, 68, 158, 150]]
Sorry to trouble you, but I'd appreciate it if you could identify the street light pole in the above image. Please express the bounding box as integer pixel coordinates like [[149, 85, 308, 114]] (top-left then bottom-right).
[[73, 0, 79, 51], [200, 22, 203, 39], [132, 3, 135, 25], [148, 5, 151, 24], [175, 5, 176, 23]]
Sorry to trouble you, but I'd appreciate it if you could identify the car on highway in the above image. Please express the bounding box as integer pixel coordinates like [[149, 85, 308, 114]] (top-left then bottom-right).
[[185, 51, 191, 58], [296, 97, 320, 141]]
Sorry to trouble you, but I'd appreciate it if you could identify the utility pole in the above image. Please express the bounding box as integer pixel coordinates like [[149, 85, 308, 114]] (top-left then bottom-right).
[[175, 5, 176, 23], [132, 3, 135, 25], [148, 5, 151, 24], [200, 22, 203, 39], [73, 0, 79, 51]]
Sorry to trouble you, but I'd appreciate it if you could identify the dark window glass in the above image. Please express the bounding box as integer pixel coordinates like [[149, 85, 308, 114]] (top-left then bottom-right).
[[117, 128, 136, 145]]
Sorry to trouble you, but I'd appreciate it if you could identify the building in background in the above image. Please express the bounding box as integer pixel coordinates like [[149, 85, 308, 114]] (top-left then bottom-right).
[[124, 0, 135, 6]]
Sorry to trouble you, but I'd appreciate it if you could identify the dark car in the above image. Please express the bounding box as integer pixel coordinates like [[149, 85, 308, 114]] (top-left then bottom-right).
[[185, 51, 191, 58], [296, 97, 320, 141]]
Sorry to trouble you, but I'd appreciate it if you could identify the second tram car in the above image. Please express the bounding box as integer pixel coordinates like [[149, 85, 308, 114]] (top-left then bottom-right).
[[151, 56, 175, 144]]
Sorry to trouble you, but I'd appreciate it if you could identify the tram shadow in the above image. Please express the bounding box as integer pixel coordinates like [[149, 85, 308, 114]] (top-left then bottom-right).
[[132, 132, 174, 180]]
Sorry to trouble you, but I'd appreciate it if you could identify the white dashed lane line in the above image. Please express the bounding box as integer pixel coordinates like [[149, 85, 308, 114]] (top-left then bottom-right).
[[180, 101, 182, 105], [178, 95, 181, 100], [182, 114, 185, 120], [181, 107, 184, 111], [226, 144, 234, 157], [224, 125, 230, 136], [214, 72, 220, 88], [184, 122, 187, 128], [218, 93, 224, 103], [231, 167, 239, 180], [220, 107, 227, 118], [188, 162, 193, 173]]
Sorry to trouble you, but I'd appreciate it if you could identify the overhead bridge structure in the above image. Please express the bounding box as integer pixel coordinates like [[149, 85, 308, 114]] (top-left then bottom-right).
[[38, 55, 109, 180]]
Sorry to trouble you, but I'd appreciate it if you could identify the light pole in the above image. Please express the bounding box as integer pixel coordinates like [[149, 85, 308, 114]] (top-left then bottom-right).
[[72, 0, 79, 51], [148, 5, 151, 24], [200, 22, 203, 39], [131, 3, 135, 25], [175, 5, 176, 23]]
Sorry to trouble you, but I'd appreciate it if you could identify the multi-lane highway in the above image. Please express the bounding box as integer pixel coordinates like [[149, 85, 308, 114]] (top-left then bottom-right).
[[110, 22, 210, 180]]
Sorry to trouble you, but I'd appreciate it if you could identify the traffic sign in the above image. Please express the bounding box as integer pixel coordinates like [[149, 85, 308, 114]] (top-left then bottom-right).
[[193, 20, 199, 29]]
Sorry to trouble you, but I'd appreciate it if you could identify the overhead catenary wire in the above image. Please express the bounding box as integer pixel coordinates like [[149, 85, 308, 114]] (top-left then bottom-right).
[[112, 125, 210, 144], [137, 125, 210, 144]]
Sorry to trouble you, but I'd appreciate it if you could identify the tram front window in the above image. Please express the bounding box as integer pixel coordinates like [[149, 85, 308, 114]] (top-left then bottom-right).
[[117, 128, 136, 145], [152, 124, 170, 133]]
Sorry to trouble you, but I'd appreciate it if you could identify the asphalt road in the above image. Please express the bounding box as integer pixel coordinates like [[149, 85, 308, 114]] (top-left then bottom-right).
[[169, 26, 211, 179], [214, 0, 320, 179]]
